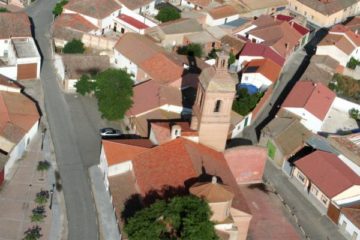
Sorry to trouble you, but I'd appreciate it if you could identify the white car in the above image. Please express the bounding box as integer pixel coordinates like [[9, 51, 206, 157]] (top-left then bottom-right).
[[100, 128, 122, 137]]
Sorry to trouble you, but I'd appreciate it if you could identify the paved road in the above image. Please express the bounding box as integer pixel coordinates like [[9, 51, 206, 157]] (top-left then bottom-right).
[[26, 1, 99, 239], [265, 161, 346, 240]]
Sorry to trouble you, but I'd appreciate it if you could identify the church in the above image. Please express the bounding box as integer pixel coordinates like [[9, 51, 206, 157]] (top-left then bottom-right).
[[99, 52, 267, 240]]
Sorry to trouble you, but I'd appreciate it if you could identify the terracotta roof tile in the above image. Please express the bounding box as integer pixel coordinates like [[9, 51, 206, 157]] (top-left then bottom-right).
[[208, 5, 238, 20], [0, 75, 21, 90], [341, 205, 360, 229], [240, 42, 285, 66], [282, 81, 336, 120], [243, 58, 282, 82], [64, 0, 121, 19], [117, 0, 154, 10], [53, 13, 98, 33], [150, 121, 197, 145], [295, 150, 360, 198], [0, 12, 32, 39]]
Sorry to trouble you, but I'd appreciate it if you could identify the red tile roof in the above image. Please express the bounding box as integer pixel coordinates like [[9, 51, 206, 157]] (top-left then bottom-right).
[[208, 5, 238, 20], [243, 58, 282, 82], [117, 14, 149, 30], [240, 42, 285, 66], [0, 91, 39, 149], [282, 81, 336, 120], [274, 14, 309, 35], [64, 0, 121, 19], [341, 205, 360, 229], [150, 121, 197, 145], [295, 150, 360, 198], [126, 80, 182, 117], [53, 13, 98, 33], [0, 75, 21, 90], [329, 24, 360, 47], [131, 138, 250, 213], [0, 12, 32, 39], [102, 139, 153, 166]]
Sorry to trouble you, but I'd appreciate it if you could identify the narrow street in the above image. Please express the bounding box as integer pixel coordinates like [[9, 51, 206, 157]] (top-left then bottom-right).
[[25, 0, 99, 239]]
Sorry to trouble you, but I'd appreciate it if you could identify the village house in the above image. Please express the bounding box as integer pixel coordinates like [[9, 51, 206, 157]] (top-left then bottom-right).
[[281, 81, 336, 133], [146, 18, 203, 48], [292, 150, 360, 214], [237, 42, 285, 71], [288, 0, 360, 28], [113, 32, 185, 85], [316, 24, 360, 67], [0, 12, 41, 80], [57, 54, 110, 92], [117, 0, 157, 16], [345, 16, 360, 33], [337, 203, 360, 240], [259, 116, 312, 172], [235, 15, 308, 59], [205, 5, 240, 26], [0, 75, 40, 186], [175, 0, 222, 10], [63, 0, 122, 35], [240, 58, 282, 93]]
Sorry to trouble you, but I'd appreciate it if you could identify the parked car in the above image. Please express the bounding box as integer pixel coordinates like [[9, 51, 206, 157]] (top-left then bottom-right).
[[100, 128, 122, 137]]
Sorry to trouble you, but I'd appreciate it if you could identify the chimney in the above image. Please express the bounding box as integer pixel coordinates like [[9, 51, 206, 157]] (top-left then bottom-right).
[[212, 176, 217, 184], [291, 21, 294, 27], [356, 29, 359, 35], [171, 124, 182, 140]]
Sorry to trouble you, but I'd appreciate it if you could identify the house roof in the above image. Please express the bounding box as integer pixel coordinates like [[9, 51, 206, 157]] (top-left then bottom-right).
[[296, 0, 358, 16], [0, 12, 32, 39], [114, 33, 184, 84], [264, 117, 312, 156], [249, 15, 303, 58], [0, 91, 39, 150], [345, 16, 360, 32], [53, 27, 85, 42], [208, 5, 238, 20], [240, 42, 285, 66], [341, 205, 360, 229], [318, 32, 356, 55], [126, 80, 182, 117], [301, 55, 340, 85], [187, 0, 223, 8], [64, 0, 121, 19], [294, 150, 360, 198], [102, 139, 153, 166], [328, 133, 360, 166], [274, 14, 310, 35], [131, 137, 250, 213], [150, 121, 197, 145], [329, 24, 360, 46], [190, 178, 234, 203], [240, 0, 287, 10], [53, 13, 98, 33], [221, 35, 246, 54], [62, 54, 110, 79], [117, 0, 154, 10], [159, 18, 203, 35], [0, 75, 21, 91], [282, 81, 336, 120], [117, 14, 149, 30], [243, 58, 282, 82]]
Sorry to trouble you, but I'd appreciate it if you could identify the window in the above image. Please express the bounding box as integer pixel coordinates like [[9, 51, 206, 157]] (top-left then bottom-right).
[[224, 17, 228, 24], [311, 186, 319, 196], [341, 221, 347, 231], [295, 6, 298, 11], [214, 100, 221, 112], [297, 171, 305, 183], [4, 40, 8, 43], [211, 42, 215, 48], [321, 195, 328, 205]]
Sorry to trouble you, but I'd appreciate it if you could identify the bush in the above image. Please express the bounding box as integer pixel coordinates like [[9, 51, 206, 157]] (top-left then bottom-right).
[[346, 57, 360, 69], [331, 74, 360, 103], [0, 7, 9, 12], [155, 6, 180, 22], [37, 160, 50, 172], [35, 190, 49, 205], [177, 43, 203, 58], [24, 226, 42, 240], [228, 52, 236, 65], [52, 0, 68, 17], [349, 108, 360, 120], [63, 39, 85, 54], [75, 74, 95, 95], [232, 88, 264, 116], [31, 206, 46, 222]]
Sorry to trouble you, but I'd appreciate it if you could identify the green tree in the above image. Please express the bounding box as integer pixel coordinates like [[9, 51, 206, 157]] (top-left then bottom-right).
[[177, 43, 203, 58], [124, 196, 218, 240], [35, 190, 49, 205], [228, 52, 236, 65], [63, 39, 85, 54], [52, 0, 68, 17], [37, 160, 50, 172], [349, 108, 360, 120], [347, 57, 360, 69], [94, 69, 133, 120], [75, 74, 95, 95], [155, 6, 180, 22], [31, 206, 46, 222], [23, 226, 42, 240], [232, 88, 263, 116], [0, 7, 9, 12]]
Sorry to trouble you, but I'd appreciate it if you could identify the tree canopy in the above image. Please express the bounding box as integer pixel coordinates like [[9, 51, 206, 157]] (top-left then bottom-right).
[[75, 74, 95, 95], [177, 43, 203, 58], [232, 88, 263, 116], [52, 0, 68, 17], [94, 69, 133, 120], [124, 195, 218, 240], [63, 39, 85, 54], [155, 6, 181, 22]]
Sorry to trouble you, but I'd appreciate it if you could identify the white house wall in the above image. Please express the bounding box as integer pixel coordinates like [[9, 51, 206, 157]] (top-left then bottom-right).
[[237, 56, 263, 71], [332, 97, 360, 113], [235, 25, 257, 37], [339, 213, 360, 240], [284, 107, 323, 133], [231, 113, 252, 138], [108, 161, 133, 177], [99, 146, 110, 189], [316, 45, 350, 66], [0, 66, 17, 79], [0, 39, 10, 57], [206, 14, 239, 26], [241, 72, 272, 90], [113, 50, 139, 80]]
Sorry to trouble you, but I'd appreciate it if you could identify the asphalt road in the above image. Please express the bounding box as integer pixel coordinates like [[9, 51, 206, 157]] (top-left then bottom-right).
[[26, 1, 99, 239]]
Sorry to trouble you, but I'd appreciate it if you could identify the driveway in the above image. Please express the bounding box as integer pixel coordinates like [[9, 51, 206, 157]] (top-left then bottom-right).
[[25, 1, 99, 239]]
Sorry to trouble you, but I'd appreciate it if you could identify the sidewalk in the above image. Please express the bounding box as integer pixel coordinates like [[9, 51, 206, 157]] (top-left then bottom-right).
[[264, 160, 346, 240], [0, 132, 53, 240]]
